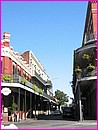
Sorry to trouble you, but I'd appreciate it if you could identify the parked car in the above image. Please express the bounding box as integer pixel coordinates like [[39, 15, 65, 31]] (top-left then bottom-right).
[[53, 109, 62, 116], [62, 107, 74, 118]]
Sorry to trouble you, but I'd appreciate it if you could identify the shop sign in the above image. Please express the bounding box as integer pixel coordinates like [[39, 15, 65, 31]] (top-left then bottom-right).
[[1, 88, 11, 96]]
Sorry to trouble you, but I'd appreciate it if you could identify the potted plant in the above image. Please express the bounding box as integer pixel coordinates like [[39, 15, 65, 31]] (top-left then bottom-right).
[[21, 77, 27, 85], [87, 63, 95, 71], [75, 66, 82, 73], [39, 88, 43, 95], [82, 53, 90, 60], [75, 66, 82, 79], [9, 102, 18, 112], [8, 102, 18, 122], [2, 75, 13, 83], [33, 84, 38, 92]]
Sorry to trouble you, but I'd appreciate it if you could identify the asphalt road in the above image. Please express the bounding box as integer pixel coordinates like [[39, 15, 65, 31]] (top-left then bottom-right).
[[2, 115, 97, 129]]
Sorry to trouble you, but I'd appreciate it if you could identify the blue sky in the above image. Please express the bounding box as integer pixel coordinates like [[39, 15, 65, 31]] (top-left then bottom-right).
[[2, 1, 88, 103]]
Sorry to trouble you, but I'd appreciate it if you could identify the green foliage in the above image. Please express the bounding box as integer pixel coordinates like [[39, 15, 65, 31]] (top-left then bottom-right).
[[2, 75, 13, 82], [82, 53, 90, 60], [33, 84, 38, 92], [21, 77, 27, 84], [39, 88, 43, 94], [55, 89, 69, 105], [8, 102, 18, 112], [75, 66, 82, 73], [87, 63, 95, 70]]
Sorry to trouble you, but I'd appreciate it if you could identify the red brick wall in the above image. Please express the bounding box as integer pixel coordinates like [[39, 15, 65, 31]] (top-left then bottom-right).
[[91, 3, 97, 37], [22, 51, 29, 64], [3, 42, 10, 47], [2, 57, 13, 75]]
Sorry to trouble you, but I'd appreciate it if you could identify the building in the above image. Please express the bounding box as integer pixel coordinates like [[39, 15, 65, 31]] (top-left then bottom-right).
[[1, 32, 57, 122], [72, 2, 97, 121]]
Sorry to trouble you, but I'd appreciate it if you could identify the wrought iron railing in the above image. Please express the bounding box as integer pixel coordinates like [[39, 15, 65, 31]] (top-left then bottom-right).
[[84, 32, 97, 44], [2, 74, 53, 100], [81, 68, 96, 78], [32, 71, 46, 85]]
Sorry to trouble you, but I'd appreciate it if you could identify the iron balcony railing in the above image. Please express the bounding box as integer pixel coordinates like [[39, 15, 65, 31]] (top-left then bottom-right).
[[84, 32, 97, 44], [33, 71, 52, 87], [33, 71, 46, 85], [45, 79, 52, 87], [81, 68, 96, 78], [2, 74, 53, 100], [75, 68, 96, 80]]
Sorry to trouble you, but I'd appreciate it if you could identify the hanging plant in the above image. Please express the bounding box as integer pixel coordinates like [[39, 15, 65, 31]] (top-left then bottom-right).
[[33, 84, 38, 92], [2, 75, 13, 82], [75, 66, 82, 79], [87, 63, 95, 70], [75, 66, 82, 73], [39, 88, 43, 94], [82, 53, 90, 60], [21, 77, 27, 84]]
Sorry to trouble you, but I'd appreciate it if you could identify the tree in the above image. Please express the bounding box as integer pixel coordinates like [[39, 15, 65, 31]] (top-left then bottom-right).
[[54, 89, 69, 106]]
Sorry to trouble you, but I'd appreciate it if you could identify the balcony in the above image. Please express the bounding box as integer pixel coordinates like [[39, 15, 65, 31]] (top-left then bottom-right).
[[45, 80, 52, 87], [13, 74, 33, 89], [75, 66, 96, 81], [74, 43, 96, 80], [32, 71, 46, 85], [2, 74, 53, 100], [81, 68, 96, 78], [84, 32, 97, 45]]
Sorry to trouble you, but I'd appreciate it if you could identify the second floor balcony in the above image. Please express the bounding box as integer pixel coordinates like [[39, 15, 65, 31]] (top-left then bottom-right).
[[32, 70, 46, 85], [75, 66, 96, 80], [83, 32, 97, 45], [73, 40, 96, 82], [1, 74, 53, 100]]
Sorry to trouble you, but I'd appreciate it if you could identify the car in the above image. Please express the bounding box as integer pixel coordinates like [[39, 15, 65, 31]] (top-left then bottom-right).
[[62, 107, 74, 118], [53, 109, 62, 116]]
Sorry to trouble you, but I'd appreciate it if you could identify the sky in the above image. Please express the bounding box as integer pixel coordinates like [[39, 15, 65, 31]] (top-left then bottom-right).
[[2, 1, 88, 103]]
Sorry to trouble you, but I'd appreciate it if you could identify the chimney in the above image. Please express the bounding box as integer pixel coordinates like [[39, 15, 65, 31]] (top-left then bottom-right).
[[3, 32, 10, 47]]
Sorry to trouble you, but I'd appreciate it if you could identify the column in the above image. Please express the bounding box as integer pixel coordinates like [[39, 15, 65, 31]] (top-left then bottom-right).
[[34, 94, 37, 119], [78, 83, 83, 121], [25, 90, 27, 120], [30, 93, 32, 119], [23, 98, 25, 120], [18, 88, 20, 121]]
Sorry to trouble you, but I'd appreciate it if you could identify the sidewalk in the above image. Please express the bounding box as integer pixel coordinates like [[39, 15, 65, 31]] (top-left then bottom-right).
[[2, 118, 36, 125], [2, 118, 97, 125]]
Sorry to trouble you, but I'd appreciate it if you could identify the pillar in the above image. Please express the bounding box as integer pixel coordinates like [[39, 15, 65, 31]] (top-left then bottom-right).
[[18, 88, 20, 121], [78, 83, 83, 121], [25, 90, 27, 120], [30, 93, 32, 119]]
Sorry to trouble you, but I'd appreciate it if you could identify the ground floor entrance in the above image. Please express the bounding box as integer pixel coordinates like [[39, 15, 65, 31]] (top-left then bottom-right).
[[1, 83, 57, 122]]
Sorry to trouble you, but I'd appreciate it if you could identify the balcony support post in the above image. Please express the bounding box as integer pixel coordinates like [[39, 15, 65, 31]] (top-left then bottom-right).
[[25, 90, 27, 120], [18, 88, 20, 121], [30, 92, 32, 119], [78, 82, 83, 121]]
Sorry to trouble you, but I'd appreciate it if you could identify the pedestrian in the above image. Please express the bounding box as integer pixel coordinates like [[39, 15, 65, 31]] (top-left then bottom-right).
[[11, 112, 14, 122], [14, 111, 17, 122]]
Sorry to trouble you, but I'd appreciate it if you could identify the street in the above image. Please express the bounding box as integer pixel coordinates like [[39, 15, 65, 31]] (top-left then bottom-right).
[[2, 115, 97, 129]]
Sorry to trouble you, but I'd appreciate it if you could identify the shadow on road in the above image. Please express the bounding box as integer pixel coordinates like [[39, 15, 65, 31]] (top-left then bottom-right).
[[37, 114, 77, 121]]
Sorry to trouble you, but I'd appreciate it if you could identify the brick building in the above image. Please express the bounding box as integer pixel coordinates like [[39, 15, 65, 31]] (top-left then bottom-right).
[[72, 1, 97, 121], [1, 32, 57, 122]]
